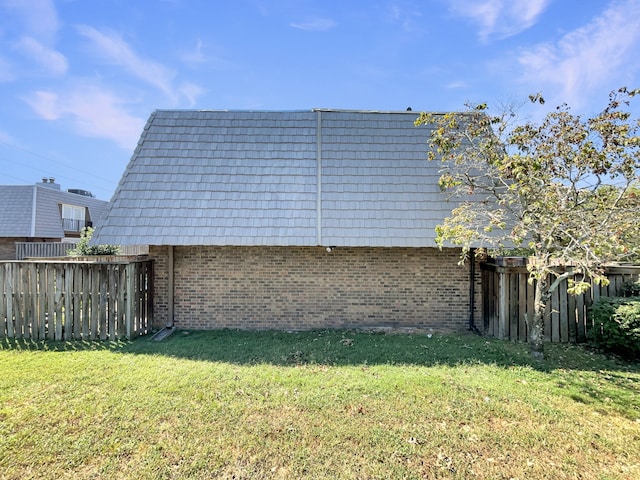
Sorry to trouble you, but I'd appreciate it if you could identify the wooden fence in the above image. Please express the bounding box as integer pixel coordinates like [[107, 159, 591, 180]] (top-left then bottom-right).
[[0, 259, 153, 341], [15, 242, 149, 260], [481, 262, 640, 343]]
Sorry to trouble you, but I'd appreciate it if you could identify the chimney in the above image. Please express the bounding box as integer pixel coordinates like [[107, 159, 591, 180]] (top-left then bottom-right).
[[37, 178, 61, 190]]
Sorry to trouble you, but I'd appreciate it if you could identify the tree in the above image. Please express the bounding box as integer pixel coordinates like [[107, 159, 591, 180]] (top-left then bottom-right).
[[415, 87, 640, 360]]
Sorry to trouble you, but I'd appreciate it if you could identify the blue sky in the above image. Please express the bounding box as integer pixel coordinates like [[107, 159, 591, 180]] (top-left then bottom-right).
[[1, 0, 639, 200]]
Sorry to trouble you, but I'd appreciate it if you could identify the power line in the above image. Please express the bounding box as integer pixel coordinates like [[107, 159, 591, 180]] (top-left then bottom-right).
[[0, 139, 118, 185]]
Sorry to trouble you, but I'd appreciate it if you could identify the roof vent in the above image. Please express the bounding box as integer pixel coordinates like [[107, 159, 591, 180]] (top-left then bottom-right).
[[68, 188, 95, 198], [37, 178, 61, 190]]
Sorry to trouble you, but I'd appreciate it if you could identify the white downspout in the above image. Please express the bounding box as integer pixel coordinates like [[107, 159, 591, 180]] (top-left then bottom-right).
[[316, 109, 323, 246]]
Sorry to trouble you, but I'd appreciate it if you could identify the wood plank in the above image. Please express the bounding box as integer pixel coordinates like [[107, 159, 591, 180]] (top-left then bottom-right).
[[134, 263, 142, 337], [0, 264, 8, 337], [90, 265, 100, 339], [37, 264, 47, 340], [54, 265, 64, 340], [81, 265, 90, 339], [576, 291, 585, 342], [14, 264, 29, 338], [544, 275, 552, 341], [63, 264, 73, 340], [108, 265, 117, 340], [125, 264, 134, 339], [73, 264, 82, 339], [526, 276, 535, 341], [99, 265, 108, 340], [567, 283, 577, 343], [27, 264, 36, 339], [611, 274, 622, 296], [518, 272, 527, 342], [7, 263, 15, 338], [559, 276, 568, 343], [509, 272, 519, 341], [498, 272, 508, 340], [489, 272, 500, 337], [551, 280, 560, 343], [481, 267, 490, 333], [46, 266, 55, 340], [117, 265, 127, 338], [29, 263, 38, 340]]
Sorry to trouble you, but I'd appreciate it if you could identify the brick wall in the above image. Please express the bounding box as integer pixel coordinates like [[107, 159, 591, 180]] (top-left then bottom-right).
[[149, 245, 477, 332]]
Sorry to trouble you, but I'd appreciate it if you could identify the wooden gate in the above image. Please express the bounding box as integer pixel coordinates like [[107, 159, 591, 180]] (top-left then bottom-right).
[[1, 259, 153, 340]]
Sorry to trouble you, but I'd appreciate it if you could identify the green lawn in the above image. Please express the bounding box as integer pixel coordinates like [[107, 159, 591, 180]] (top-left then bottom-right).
[[1, 330, 639, 479]]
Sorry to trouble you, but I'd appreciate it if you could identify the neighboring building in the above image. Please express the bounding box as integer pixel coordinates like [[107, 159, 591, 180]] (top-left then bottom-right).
[[0, 179, 108, 260], [93, 109, 482, 333]]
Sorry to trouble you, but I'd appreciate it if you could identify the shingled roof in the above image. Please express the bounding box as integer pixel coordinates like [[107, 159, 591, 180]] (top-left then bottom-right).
[[0, 184, 108, 238], [93, 109, 456, 247]]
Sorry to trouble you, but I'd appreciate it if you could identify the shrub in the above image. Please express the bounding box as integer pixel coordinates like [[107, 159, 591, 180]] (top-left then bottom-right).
[[621, 279, 640, 297], [67, 227, 120, 257], [589, 296, 640, 359]]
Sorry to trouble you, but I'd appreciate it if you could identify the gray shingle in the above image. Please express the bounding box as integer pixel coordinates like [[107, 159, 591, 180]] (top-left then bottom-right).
[[93, 109, 459, 247]]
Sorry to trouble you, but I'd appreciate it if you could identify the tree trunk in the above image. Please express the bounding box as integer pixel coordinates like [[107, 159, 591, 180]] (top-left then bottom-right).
[[528, 274, 548, 361]]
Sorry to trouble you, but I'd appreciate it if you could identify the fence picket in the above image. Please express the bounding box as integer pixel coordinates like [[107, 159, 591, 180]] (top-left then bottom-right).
[[96, 265, 109, 340], [54, 266, 63, 340], [559, 278, 569, 342], [0, 259, 152, 341], [87, 265, 100, 340], [6, 264, 14, 338], [567, 287, 577, 343], [481, 262, 640, 343], [0, 264, 7, 337], [37, 264, 47, 339], [108, 266, 117, 341]]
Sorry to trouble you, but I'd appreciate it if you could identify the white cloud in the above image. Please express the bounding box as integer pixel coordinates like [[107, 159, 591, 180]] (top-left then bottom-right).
[[76, 25, 176, 97], [14, 36, 68, 76], [450, 0, 551, 41], [0, 55, 14, 81], [290, 17, 337, 31], [25, 90, 60, 120], [25, 86, 145, 150], [179, 82, 205, 107], [388, 4, 424, 33], [445, 80, 469, 89], [517, 0, 640, 108], [181, 39, 207, 65], [2, 0, 60, 43], [0, 129, 15, 144], [76, 25, 204, 105]]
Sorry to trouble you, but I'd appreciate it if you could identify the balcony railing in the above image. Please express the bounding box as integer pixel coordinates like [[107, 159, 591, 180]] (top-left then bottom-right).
[[62, 218, 93, 232]]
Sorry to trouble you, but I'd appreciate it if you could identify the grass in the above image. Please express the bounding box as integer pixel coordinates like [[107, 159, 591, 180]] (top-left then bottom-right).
[[1, 329, 639, 479]]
